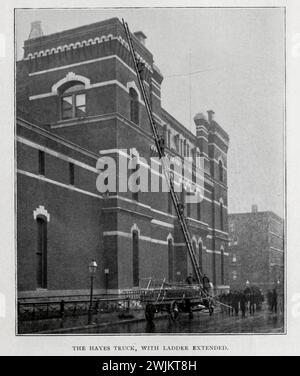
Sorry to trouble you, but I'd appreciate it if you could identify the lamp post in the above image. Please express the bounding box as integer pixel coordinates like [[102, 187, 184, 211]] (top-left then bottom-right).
[[104, 268, 109, 295], [88, 260, 97, 325], [246, 280, 250, 287]]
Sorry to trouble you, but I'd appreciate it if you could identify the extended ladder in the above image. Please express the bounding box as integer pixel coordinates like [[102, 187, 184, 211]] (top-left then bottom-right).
[[122, 20, 205, 290]]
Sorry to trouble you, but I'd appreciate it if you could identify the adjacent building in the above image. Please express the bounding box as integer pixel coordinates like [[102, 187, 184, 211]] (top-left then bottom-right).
[[228, 206, 284, 291], [16, 17, 230, 299]]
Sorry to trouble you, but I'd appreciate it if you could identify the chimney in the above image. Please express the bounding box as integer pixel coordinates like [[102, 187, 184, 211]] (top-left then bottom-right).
[[28, 21, 43, 40], [252, 204, 258, 213], [133, 31, 147, 46], [193, 112, 207, 126], [207, 110, 215, 124]]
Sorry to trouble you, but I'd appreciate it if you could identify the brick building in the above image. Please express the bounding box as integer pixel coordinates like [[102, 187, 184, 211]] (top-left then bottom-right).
[[16, 17, 230, 299], [228, 206, 284, 291]]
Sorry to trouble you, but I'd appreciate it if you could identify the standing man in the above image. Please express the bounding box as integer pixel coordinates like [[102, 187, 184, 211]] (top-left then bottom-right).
[[158, 134, 165, 156], [186, 273, 196, 285], [271, 288, 278, 314], [240, 290, 246, 318], [202, 274, 210, 294], [137, 60, 146, 80]]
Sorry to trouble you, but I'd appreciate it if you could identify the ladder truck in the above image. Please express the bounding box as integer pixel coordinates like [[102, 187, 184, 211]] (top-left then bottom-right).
[[122, 20, 217, 321]]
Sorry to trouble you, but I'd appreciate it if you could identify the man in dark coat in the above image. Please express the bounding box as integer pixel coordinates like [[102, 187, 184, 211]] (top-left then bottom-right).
[[186, 273, 196, 285], [271, 288, 278, 314], [232, 291, 239, 316], [137, 61, 146, 80], [239, 291, 247, 318], [202, 274, 210, 294]]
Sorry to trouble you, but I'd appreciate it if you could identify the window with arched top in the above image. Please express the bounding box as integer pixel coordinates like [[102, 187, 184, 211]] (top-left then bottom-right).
[[59, 81, 86, 120], [221, 248, 225, 285], [219, 160, 224, 182], [220, 202, 224, 231], [36, 217, 47, 289], [129, 88, 139, 124]]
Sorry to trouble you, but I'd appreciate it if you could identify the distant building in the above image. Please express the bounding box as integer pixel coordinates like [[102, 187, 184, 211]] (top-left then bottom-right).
[[16, 17, 230, 299], [228, 206, 284, 291]]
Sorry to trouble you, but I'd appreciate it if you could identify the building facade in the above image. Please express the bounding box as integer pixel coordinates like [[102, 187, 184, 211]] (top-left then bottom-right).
[[16, 17, 230, 299], [228, 206, 284, 291]]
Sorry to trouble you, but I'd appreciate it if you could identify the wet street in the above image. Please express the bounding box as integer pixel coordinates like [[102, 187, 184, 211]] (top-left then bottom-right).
[[82, 307, 284, 334]]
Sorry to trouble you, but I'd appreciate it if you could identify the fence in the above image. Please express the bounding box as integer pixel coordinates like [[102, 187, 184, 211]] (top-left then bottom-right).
[[18, 295, 142, 322]]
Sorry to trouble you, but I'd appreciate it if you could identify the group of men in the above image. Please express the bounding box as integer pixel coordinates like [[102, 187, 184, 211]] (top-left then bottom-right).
[[218, 287, 264, 318]]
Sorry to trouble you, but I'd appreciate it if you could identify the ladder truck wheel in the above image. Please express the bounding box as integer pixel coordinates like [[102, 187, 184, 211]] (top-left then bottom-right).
[[169, 301, 180, 321], [145, 304, 155, 323]]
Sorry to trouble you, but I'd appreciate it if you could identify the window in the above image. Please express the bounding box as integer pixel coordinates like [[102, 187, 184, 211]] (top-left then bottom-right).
[[132, 230, 139, 287], [38, 150, 45, 176], [199, 242, 203, 272], [129, 88, 139, 124], [168, 192, 172, 214], [232, 254, 237, 263], [197, 201, 201, 221], [168, 238, 174, 282], [60, 82, 86, 120], [69, 162, 75, 186], [131, 162, 140, 202], [219, 160, 224, 182], [232, 270, 237, 280], [163, 125, 167, 144], [221, 248, 225, 285], [36, 217, 47, 289], [167, 130, 171, 147], [220, 202, 224, 231], [187, 195, 191, 217], [181, 188, 186, 216]]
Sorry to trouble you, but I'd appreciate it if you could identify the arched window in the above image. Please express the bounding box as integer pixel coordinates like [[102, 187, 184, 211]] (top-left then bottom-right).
[[129, 88, 139, 124], [132, 230, 139, 287], [221, 248, 225, 285], [131, 161, 140, 202], [220, 201, 224, 231], [60, 81, 86, 120], [183, 139, 187, 157], [219, 160, 224, 182], [36, 217, 47, 288], [188, 240, 198, 276], [181, 187, 186, 216], [168, 237, 174, 282]]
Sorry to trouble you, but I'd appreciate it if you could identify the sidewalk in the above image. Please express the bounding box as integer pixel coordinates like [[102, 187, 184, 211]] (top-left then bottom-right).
[[19, 308, 168, 334]]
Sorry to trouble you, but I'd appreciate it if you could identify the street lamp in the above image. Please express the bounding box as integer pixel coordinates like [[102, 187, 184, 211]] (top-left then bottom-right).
[[88, 260, 97, 325], [104, 268, 110, 295], [246, 280, 250, 286]]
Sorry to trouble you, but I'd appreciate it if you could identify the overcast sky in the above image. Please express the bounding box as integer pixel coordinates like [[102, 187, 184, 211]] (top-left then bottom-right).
[[15, 7, 285, 217]]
